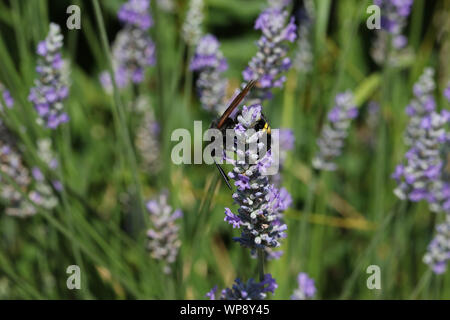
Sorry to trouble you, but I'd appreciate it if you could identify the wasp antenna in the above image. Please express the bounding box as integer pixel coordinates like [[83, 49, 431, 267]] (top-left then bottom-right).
[[214, 161, 232, 190]]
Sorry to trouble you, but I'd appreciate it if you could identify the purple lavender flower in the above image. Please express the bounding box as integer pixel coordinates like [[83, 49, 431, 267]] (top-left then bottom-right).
[[206, 274, 277, 300], [0, 83, 14, 111], [423, 214, 450, 274], [293, 0, 315, 73], [371, 0, 414, 65], [146, 191, 183, 273], [393, 111, 449, 210], [374, 0, 413, 35], [291, 272, 316, 300], [445, 82, 450, 102], [182, 0, 204, 46], [100, 0, 155, 92], [118, 0, 153, 30], [29, 23, 70, 129], [32, 139, 59, 209], [404, 68, 436, 146], [134, 96, 161, 173], [190, 34, 229, 114], [312, 91, 358, 171], [223, 105, 287, 252], [243, 7, 297, 103], [393, 68, 450, 213], [0, 121, 36, 217]]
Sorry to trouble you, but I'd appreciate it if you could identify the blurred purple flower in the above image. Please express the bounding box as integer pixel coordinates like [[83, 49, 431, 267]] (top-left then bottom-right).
[[118, 0, 153, 30], [312, 91, 358, 171], [29, 23, 70, 129], [291, 272, 316, 300], [206, 274, 277, 300], [0, 83, 14, 111], [423, 214, 450, 274], [100, 0, 155, 91], [190, 34, 229, 114], [146, 191, 183, 273]]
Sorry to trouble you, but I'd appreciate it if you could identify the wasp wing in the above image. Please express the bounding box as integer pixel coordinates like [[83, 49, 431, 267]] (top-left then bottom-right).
[[217, 80, 257, 129]]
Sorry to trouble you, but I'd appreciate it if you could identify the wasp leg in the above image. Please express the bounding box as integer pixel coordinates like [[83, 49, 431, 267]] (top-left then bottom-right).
[[214, 160, 232, 190]]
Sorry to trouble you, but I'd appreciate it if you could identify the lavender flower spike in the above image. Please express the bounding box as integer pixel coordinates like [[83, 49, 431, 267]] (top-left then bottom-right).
[[224, 105, 287, 252], [190, 34, 229, 114], [291, 272, 316, 300], [182, 0, 204, 46], [393, 111, 448, 209], [312, 91, 358, 171], [0, 121, 36, 217], [100, 0, 155, 92], [293, 0, 315, 73], [134, 96, 161, 173], [404, 68, 436, 146], [31, 139, 60, 210], [445, 81, 450, 102], [423, 214, 450, 274], [392, 68, 449, 212], [146, 191, 183, 273], [243, 7, 297, 103], [206, 274, 277, 300], [29, 23, 70, 129], [0, 83, 14, 112], [371, 0, 414, 65]]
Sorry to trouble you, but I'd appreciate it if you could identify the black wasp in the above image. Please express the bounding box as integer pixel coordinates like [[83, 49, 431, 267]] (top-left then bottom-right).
[[210, 80, 272, 190]]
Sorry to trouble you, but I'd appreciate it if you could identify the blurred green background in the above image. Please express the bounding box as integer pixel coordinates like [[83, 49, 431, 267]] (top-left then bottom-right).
[[0, 0, 449, 299]]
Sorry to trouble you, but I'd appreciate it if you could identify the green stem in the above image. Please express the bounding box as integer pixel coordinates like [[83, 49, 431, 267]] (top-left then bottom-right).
[[297, 169, 320, 268], [92, 0, 146, 230], [257, 248, 265, 282]]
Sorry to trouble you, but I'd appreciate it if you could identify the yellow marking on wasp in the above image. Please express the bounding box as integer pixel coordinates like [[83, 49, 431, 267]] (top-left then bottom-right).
[[262, 122, 271, 134]]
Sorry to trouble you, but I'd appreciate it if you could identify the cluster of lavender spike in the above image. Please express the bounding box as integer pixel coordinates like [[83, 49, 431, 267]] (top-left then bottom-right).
[[423, 214, 450, 274], [312, 91, 359, 171], [223, 105, 288, 252], [206, 274, 277, 300], [30, 139, 60, 210], [371, 0, 414, 65], [182, 0, 204, 46], [243, 7, 297, 103], [0, 121, 36, 217], [29, 23, 70, 129], [291, 272, 316, 300], [392, 68, 450, 213], [190, 34, 229, 114], [100, 0, 155, 91], [146, 191, 182, 273]]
